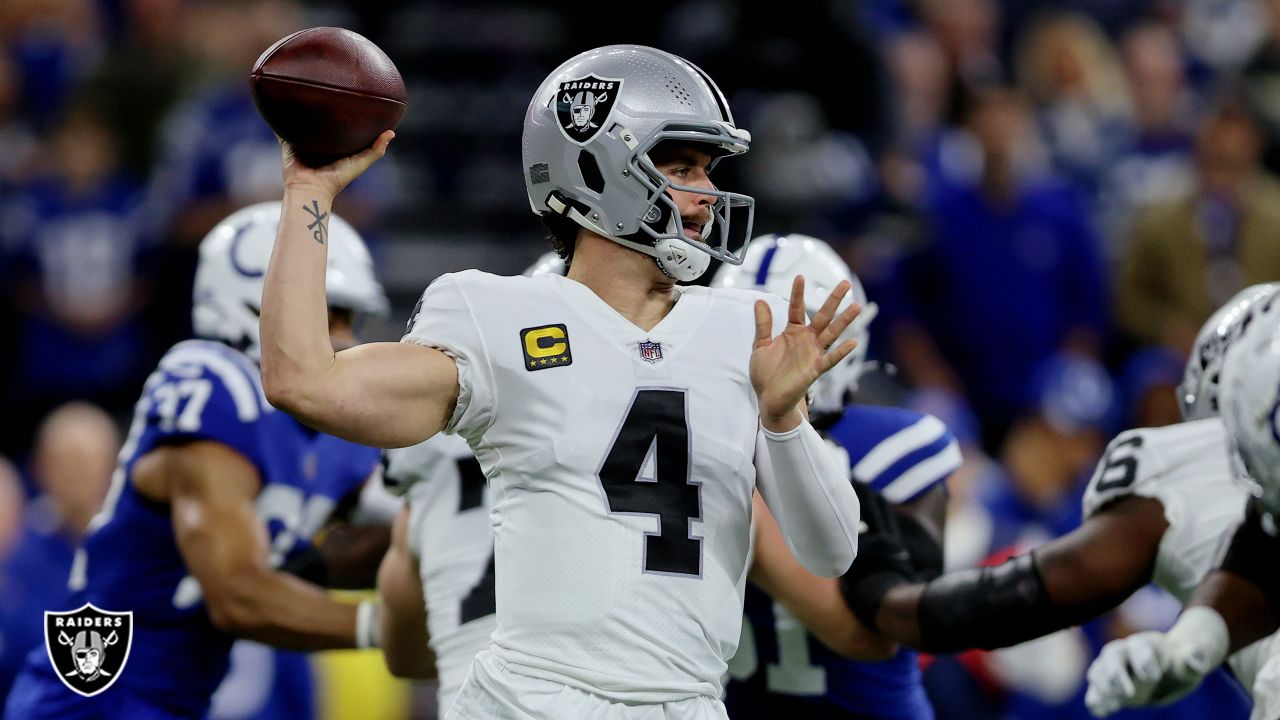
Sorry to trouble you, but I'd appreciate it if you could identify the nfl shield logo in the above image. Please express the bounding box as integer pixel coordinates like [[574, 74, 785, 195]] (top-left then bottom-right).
[[44, 603, 133, 697], [639, 339, 663, 364]]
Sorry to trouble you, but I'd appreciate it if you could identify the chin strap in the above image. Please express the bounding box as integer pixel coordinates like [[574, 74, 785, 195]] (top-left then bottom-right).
[[545, 193, 710, 282]]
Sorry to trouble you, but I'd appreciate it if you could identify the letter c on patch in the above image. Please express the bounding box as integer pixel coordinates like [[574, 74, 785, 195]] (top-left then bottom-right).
[[524, 326, 567, 358]]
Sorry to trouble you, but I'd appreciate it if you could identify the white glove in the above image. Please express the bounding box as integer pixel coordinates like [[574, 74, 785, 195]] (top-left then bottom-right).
[[1084, 607, 1229, 718]]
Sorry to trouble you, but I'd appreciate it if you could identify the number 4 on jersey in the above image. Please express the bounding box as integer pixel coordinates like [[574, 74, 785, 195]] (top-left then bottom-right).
[[598, 389, 703, 577]]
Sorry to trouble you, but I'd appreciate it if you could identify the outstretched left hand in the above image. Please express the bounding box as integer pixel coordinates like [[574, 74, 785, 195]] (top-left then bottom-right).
[[751, 275, 861, 432]]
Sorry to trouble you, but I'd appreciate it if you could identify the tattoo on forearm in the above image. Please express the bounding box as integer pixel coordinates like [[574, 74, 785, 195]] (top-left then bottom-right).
[[303, 200, 330, 245]]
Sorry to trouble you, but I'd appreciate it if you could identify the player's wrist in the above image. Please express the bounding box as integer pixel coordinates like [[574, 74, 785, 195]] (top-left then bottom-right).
[[355, 599, 382, 649], [760, 406, 803, 434], [283, 180, 337, 200], [839, 481, 914, 626], [1166, 606, 1229, 675]]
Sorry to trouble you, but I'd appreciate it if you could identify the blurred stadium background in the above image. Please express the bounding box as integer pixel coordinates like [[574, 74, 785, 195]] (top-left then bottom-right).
[[1, 0, 1277, 718]]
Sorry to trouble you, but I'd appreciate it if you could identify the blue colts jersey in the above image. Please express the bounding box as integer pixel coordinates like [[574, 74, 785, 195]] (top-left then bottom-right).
[[7, 340, 379, 719], [726, 405, 961, 720]]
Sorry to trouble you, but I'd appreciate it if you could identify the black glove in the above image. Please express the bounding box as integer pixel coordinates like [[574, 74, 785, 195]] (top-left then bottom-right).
[[896, 510, 944, 582], [839, 481, 916, 627], [280, 545, 329, 586]]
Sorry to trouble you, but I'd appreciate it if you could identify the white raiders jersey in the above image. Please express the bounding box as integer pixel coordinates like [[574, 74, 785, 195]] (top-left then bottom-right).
[[383, 433, 497, 714], [1081, 418, 1280, 715], [402, 270, 790, 703]]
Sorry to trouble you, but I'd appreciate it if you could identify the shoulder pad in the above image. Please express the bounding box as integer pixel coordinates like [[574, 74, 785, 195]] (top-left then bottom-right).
[[835, 406, 961, 503]]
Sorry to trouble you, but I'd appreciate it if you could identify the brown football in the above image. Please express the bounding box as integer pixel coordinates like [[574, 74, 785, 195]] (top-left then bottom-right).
[[250, 27, 406, 165]]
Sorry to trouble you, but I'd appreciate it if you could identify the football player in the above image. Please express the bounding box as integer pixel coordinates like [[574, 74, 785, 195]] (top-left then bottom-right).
[[260, 45, 862, 719], [1083, 289, 1280, 720], [374, 256, 566, 710], [838, 285, 1277, 714], [3, 202, 388, 720], [713, 234, 959, 720], [376, 433, 491, 713]]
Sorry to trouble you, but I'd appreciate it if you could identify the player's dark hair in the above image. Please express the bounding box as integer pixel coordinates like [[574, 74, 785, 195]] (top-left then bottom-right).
[[541, 212, 578, 265]]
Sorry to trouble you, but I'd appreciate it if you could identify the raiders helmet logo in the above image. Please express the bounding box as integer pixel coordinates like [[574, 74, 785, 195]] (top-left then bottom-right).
[[44, 604, 133, 697], [556, 74, 623, 146]]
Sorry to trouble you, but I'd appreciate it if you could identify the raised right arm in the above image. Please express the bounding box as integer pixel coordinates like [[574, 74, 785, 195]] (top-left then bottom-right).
[[260, 135, 458, 448]]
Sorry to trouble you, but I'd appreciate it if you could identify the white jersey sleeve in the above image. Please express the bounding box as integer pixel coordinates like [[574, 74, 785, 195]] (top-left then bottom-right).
[[1081, 418, 1245, 604], [401, 273, 497, 439]]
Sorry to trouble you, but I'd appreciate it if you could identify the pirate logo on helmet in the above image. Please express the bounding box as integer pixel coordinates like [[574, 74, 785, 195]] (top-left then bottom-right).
[[555, 74, 623, 146], [44, 603, 133, 697]]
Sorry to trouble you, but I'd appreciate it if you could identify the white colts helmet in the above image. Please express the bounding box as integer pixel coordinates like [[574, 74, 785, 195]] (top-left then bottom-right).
[[1220, 291, 1280, 516], [522, 44, 754, 282], [1178, 283, 1280, 420], [711, 234, 878, 414], [192, 201, 388, 361]]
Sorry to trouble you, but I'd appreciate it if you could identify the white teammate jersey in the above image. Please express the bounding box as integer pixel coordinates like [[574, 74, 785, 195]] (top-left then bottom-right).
[[1081, 418, 1280, 717], [383, 433, 497, 714], [402, 270, 789, 703]]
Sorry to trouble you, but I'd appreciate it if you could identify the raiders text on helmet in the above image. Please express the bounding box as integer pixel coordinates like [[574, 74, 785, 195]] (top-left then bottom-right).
[[522, 45, 755, 281], [193, 201, 388, 361]]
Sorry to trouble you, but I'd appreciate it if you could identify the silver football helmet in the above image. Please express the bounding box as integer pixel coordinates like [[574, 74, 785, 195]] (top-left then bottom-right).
[[1220, 293, 1280, 515], [1178, 283, 1280, 420], [192, 201, 388, 361], [711, 234, 878, 414], [522, 45, 754, 282]]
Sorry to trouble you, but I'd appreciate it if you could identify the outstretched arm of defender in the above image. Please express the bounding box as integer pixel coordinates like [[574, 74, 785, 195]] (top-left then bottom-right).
[[260, 133, 457, 448], [848, 495, 1166, 653]]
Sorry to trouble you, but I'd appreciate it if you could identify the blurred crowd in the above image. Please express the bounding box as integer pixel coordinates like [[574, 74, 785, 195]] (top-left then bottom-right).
[[1, 0, 1278, 718]]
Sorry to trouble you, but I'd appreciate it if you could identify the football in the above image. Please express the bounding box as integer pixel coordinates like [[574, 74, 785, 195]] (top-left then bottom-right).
[[250, 27, 406, 165]]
